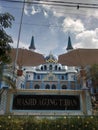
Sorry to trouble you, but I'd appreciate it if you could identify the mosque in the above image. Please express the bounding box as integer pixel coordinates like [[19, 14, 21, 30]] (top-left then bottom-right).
[[0, 36, 92, 116]]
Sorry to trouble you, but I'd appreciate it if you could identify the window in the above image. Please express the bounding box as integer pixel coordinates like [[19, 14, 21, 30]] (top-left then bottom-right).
[[34, 84, 40, 89], [45, 84, 50, 89], [37, 75, 40, 79], [55, 65, 57, 70], [49, 65, 52, 71], [62, 85, 67, 89], [23, 68, 26, 71], [44, 65, 47, 70], [51, 84, 56, 89], [65, 74, 68, 80], [61, 75, 64, 80], [58, 67, 61, 70], [41, 66, 43, 70]]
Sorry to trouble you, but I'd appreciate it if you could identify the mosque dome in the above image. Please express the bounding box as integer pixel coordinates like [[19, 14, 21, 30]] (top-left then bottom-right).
[[45, 52, 58, 63]]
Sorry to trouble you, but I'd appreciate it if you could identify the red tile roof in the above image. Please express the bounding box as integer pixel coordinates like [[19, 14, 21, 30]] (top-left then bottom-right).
[[58, 48, 98, 67], [10, 48, 46, 66], [10, 48, 98, 67]]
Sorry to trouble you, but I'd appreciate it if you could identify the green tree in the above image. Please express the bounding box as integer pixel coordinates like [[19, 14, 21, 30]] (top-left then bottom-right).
[[0, 12, 14, 89], [90, 64, 98, 93], [0, 12, 14, 64]]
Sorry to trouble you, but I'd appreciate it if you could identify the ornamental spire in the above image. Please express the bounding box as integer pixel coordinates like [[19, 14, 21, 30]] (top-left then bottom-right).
[[66, 36, 73, 51], [29, 36, 36, 51]]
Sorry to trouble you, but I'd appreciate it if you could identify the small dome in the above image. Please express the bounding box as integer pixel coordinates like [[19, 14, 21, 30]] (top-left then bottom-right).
[[45, 53, 58, 63]]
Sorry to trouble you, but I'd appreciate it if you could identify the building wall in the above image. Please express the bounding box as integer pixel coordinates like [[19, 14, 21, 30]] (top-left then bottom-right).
[[0, 58, 92, 115]]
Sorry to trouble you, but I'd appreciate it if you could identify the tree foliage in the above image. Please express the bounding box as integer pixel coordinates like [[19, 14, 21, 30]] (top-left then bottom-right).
[[90, 64, 98, 92], [0, 12, 14, 64]]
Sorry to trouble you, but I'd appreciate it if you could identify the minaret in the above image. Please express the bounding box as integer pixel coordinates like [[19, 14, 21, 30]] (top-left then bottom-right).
[[29, 36, 36, 51], [66, 36, 75, 71], [66, 36, 73, 51]]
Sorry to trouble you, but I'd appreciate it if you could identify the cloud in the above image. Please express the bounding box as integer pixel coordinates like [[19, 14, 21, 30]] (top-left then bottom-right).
[[62, 17, 85, 33], [4, 0, 98, 56], [74, 29, 98, 48], [31, 6, 41, 15], [24, 0, 98, 20], [43, 10, 48, 18], [24, 6, 29, 15], [24, 1, 41, 15], [52, 8, 98, 19], [11, 40, 29, 49]]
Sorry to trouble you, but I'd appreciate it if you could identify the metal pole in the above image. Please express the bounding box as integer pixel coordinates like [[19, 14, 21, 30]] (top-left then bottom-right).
[[14, 0, 25, 69]]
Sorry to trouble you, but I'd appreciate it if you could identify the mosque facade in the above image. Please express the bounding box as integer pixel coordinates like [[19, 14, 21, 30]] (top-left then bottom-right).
[[0, 36, 92, 115]]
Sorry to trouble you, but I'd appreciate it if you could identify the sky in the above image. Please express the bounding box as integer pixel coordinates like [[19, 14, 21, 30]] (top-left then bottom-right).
[[1, 0, 98, 57]]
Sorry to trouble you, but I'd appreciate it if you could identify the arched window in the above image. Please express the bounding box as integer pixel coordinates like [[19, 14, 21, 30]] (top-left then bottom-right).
[[49, 65, 52, 71], [51, 84, 56, 89], [44, 65, 47, 70], [58, 67, 61, 70], [34, 84, 40, 89], [41, 66, 43, 70], [55, 65, 57, 70], [45, 84, 50, 89], [62, 85, 67, 89]]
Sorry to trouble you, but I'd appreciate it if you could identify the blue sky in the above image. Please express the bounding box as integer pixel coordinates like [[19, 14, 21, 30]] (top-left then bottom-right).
[[1, 0, 98, 57]]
